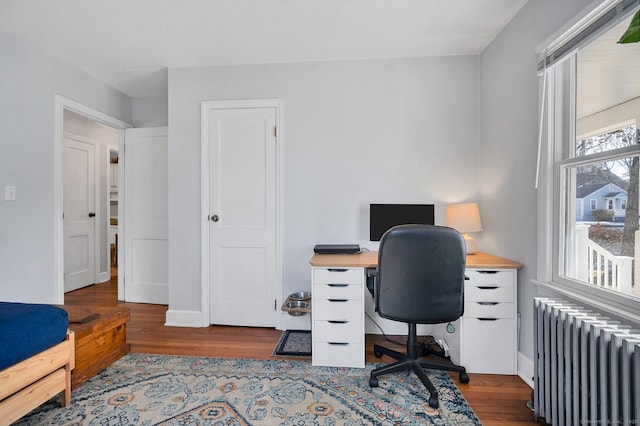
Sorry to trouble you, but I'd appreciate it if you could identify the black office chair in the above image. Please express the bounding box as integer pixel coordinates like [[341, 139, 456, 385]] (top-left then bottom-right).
[[369, 224, 469, 409]]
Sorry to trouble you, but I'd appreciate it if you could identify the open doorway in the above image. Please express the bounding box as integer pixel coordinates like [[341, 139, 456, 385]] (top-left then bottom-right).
[[54, 96, 130, 304], [63, 110, 120, 291], [107, 146, 119, 281]]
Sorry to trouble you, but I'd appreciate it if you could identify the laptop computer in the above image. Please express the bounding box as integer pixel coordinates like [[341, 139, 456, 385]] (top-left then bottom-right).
[[313, 244, 361, 255]]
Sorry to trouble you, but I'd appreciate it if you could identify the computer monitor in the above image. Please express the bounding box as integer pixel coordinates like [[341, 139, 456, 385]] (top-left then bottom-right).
[[369, 203, 435, 241]]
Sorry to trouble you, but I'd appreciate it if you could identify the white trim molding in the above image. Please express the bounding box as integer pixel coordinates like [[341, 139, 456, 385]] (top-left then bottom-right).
[[518, 352, 534, 389], [165, 309, 207, 327]]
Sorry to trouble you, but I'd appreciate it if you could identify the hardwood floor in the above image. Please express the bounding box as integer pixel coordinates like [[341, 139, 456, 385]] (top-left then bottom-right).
[[64, 271, 538, 425]]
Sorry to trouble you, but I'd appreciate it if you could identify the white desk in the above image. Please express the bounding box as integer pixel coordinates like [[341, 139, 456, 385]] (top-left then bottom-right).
[[309, 251, 521, 374]]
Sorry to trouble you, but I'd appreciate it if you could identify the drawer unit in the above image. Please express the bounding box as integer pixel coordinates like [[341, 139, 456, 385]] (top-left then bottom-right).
[[313, 299, 362, 321], [314, 268, 362, 285], [314, 283, 361, 300], [460, 317, 516, 374], [464, 301, 514, 319], [312, 267, 365, 368], [460, 267, 518, 374], [313, 342, 364, 368], [314, 320, 362, 343], [465, 286, 514, 303], [465, 269, 515, 287]]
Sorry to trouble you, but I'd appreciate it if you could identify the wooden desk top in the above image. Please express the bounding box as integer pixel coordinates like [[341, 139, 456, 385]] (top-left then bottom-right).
[[309, 251, 521, 269]]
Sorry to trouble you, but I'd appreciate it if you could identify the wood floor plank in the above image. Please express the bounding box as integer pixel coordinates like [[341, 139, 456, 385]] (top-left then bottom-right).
[[64, 273, 537, 425]]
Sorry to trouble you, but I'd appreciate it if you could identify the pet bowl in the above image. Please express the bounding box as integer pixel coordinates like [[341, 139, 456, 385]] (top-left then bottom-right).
[[288, 291, 311, 301], [285, 300, 310, 316]]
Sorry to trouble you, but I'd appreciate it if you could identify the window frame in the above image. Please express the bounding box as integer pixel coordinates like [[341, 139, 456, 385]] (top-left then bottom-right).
[[537, 55, 640, 323]]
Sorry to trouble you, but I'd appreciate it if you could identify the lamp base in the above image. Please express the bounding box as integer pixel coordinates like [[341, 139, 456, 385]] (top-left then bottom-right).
[[462, 233, 477, 255]]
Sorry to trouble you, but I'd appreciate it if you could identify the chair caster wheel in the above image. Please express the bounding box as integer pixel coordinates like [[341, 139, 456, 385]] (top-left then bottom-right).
[[374, 350, 383, 358], [369, 376, 379, 387], [459, 372, 470, 384], [428, 395, 439, 409]]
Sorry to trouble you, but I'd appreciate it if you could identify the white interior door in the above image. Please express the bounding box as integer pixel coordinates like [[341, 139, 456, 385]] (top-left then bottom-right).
[[208, 106, 278, 327], [123, 127, 168, 304], [63, 135, 97, 292]]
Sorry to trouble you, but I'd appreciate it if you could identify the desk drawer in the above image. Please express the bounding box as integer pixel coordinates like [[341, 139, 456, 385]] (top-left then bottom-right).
[[465, 270, 515, 287], [461, 317, 516, 374], [465, 286, 514, 303], [314, 283, 361, 300], [313, 342, 364, 368], [464, 301, 514, 319], [314, 268, 362, 285], [313, 299, 361, 321], [314, 320, 362, 343]]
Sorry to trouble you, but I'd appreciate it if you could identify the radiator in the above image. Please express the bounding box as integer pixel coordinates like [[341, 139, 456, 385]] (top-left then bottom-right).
[[534, 298, 640, 425]]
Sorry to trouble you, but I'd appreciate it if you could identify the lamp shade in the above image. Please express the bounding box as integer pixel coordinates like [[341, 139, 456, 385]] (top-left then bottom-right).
[[445, 203, 483, 233]]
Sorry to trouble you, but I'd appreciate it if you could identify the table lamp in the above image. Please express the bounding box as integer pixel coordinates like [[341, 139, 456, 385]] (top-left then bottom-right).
[[445, 202, 483, 254]]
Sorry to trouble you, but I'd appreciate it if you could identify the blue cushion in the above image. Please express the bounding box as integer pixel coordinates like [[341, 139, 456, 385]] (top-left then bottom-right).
[[0, 302, 68, 370]]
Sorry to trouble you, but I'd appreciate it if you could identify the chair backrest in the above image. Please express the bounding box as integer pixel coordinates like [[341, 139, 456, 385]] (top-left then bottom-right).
[[375, 224, 466, 324]]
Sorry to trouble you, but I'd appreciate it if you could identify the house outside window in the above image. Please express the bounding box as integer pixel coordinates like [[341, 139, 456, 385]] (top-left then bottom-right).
[[537, 2, 640, 310]]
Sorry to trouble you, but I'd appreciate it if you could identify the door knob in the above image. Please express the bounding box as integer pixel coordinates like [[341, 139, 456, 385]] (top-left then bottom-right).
[[88, 212, 96, 217], [211, 214, 219, 222]]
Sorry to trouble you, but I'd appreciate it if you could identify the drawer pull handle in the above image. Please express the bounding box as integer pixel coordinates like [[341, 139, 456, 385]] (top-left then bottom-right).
[[477, 317, 498, 321], [327, 268, 348, 272], [477, 271, 499, 274], [328, 299, 348, 302], [464, 275, 470, 280], [328, 342, 349, 345], [328, 320, 348, 324], [478, 286, 498, 290], [328, 283, 348, 287], [478, 302, 498, 306]]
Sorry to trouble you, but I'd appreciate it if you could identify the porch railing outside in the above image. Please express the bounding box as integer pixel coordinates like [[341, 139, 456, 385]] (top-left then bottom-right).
[[575, 224, 634, 294]]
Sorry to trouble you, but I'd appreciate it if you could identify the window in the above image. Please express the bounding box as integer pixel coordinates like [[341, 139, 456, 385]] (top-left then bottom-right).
[[538, 2, 640, 306]]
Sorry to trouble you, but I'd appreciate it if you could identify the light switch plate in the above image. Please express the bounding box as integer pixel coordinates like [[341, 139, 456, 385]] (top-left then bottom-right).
[[5, 185, 16, 201]]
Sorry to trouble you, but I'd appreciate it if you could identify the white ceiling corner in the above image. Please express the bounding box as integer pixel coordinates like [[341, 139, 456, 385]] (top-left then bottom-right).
[[0, 0, 528, 98]]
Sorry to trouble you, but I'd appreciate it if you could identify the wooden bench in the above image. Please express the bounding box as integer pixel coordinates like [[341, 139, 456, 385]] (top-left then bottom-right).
[[0, 331, 74, 426], [61, 306, 130, 389]]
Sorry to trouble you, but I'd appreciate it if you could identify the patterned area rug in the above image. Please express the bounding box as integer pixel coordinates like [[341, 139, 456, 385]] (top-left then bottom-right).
[[273, 330, 312, 356], [17, 354, 481, 425]]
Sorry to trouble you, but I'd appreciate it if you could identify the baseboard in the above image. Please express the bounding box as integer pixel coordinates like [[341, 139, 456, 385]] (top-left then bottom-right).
[[165, 309, 207, 327], [97, 271, 109, 284], [518, 351, 534, 388]]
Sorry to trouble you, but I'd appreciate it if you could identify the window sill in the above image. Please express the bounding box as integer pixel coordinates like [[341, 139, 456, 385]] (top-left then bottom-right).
[[531, 278, 640, 327]]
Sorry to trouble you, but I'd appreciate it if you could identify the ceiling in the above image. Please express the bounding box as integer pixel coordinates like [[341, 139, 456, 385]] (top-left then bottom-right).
[[0, 0, 528, 98]]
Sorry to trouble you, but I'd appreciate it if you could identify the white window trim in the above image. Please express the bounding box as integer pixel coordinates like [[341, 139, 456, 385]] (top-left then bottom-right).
[[590, 199, 597, 210]]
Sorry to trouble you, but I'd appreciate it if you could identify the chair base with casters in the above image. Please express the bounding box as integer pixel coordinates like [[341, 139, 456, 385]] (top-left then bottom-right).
[[369, 323, 470, 409]]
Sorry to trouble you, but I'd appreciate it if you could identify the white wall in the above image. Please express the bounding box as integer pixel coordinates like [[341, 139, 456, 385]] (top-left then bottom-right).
[[168, 56, 480, 320], [133, 98, 168, 127], [478, 0, 596, 380], [0, 30, 132, 303]]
